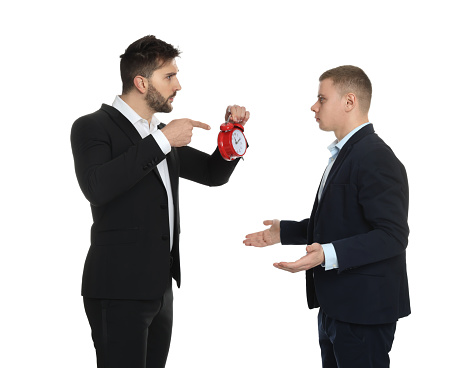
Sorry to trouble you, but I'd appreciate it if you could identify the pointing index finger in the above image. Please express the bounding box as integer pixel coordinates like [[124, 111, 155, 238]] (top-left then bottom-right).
[[191, 120, 211, 130]]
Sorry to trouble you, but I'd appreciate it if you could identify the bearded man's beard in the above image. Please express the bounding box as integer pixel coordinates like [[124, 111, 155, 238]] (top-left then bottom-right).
[[146, 83, 174, 113]]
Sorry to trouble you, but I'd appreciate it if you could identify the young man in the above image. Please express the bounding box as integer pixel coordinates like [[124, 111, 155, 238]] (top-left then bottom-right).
[[71, 35, 250, 368], [244, 66, 409, 368]]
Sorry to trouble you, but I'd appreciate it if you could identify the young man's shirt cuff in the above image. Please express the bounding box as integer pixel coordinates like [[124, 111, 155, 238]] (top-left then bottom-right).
[[321, 243, 339, 270]]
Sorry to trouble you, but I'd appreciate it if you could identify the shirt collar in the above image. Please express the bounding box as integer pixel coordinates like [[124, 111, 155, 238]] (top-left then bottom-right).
[[327, 122, 371, 158], [112, 95, 161, 129]]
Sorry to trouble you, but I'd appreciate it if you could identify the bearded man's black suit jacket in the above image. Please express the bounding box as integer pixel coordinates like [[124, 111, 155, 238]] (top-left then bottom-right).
[[71, 104, 239, 300], [280, 124, 410, 325]]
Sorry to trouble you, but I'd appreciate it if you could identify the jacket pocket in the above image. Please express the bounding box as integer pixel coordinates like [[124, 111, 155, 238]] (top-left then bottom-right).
[[344, 268, 385, 278]]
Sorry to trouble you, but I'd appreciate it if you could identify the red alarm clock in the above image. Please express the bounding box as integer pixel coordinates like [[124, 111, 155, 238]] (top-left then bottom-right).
[[217, 120, 248, 161]]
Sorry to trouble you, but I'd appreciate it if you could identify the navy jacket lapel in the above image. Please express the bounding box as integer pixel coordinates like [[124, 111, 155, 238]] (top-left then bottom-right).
[[317, 124, 375, 211]]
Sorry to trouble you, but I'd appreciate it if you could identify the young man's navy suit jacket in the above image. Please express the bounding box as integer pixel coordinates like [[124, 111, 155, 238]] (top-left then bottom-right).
[[281, 124, 410, 325]]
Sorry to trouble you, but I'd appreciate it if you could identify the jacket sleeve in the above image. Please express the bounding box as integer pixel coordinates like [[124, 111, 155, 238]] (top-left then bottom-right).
[[280, 218, 310, 245], [333, 145, 409, 272], [70, 115, 167, 206], [177, 146, 240, 186]]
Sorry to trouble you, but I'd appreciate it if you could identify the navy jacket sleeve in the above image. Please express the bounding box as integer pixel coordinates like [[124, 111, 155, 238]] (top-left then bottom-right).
[[280, 218, 310, 245]]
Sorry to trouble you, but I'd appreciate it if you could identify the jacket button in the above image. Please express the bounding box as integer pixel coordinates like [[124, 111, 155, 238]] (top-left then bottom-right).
[[162, 235, 169, 241], [160, 204, 168, 210]]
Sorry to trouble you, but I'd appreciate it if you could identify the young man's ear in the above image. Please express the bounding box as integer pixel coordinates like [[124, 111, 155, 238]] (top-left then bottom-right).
[[344, 93, 357, 112]]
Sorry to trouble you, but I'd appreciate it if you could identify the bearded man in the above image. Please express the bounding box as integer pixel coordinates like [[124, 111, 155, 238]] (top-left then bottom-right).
[[71, 35, 249, 368]]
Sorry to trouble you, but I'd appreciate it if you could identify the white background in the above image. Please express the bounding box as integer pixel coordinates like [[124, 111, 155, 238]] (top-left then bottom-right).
[[1, 0, 467, 366]]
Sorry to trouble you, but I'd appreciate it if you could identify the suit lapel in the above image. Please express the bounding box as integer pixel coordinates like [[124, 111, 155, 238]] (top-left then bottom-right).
[[166, 150, 179, 200], [315, 124, 375, 214], [101, 104, 164, 183], [159, 123, 180, 232], [101, 104, 142, 145], [156, 123, 179, 202]]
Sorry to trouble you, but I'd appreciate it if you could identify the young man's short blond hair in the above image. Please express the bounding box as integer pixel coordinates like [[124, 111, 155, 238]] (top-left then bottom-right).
[[320, 65, 372, 113]]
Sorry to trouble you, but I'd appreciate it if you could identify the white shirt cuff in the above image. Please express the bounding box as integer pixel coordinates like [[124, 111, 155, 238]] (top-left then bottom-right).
[[321, 243, 339, 270], [152, 130, 171, 155]]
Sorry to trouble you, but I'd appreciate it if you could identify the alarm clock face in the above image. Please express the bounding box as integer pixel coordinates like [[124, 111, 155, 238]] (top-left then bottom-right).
[[231, 129, 246, 155]]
